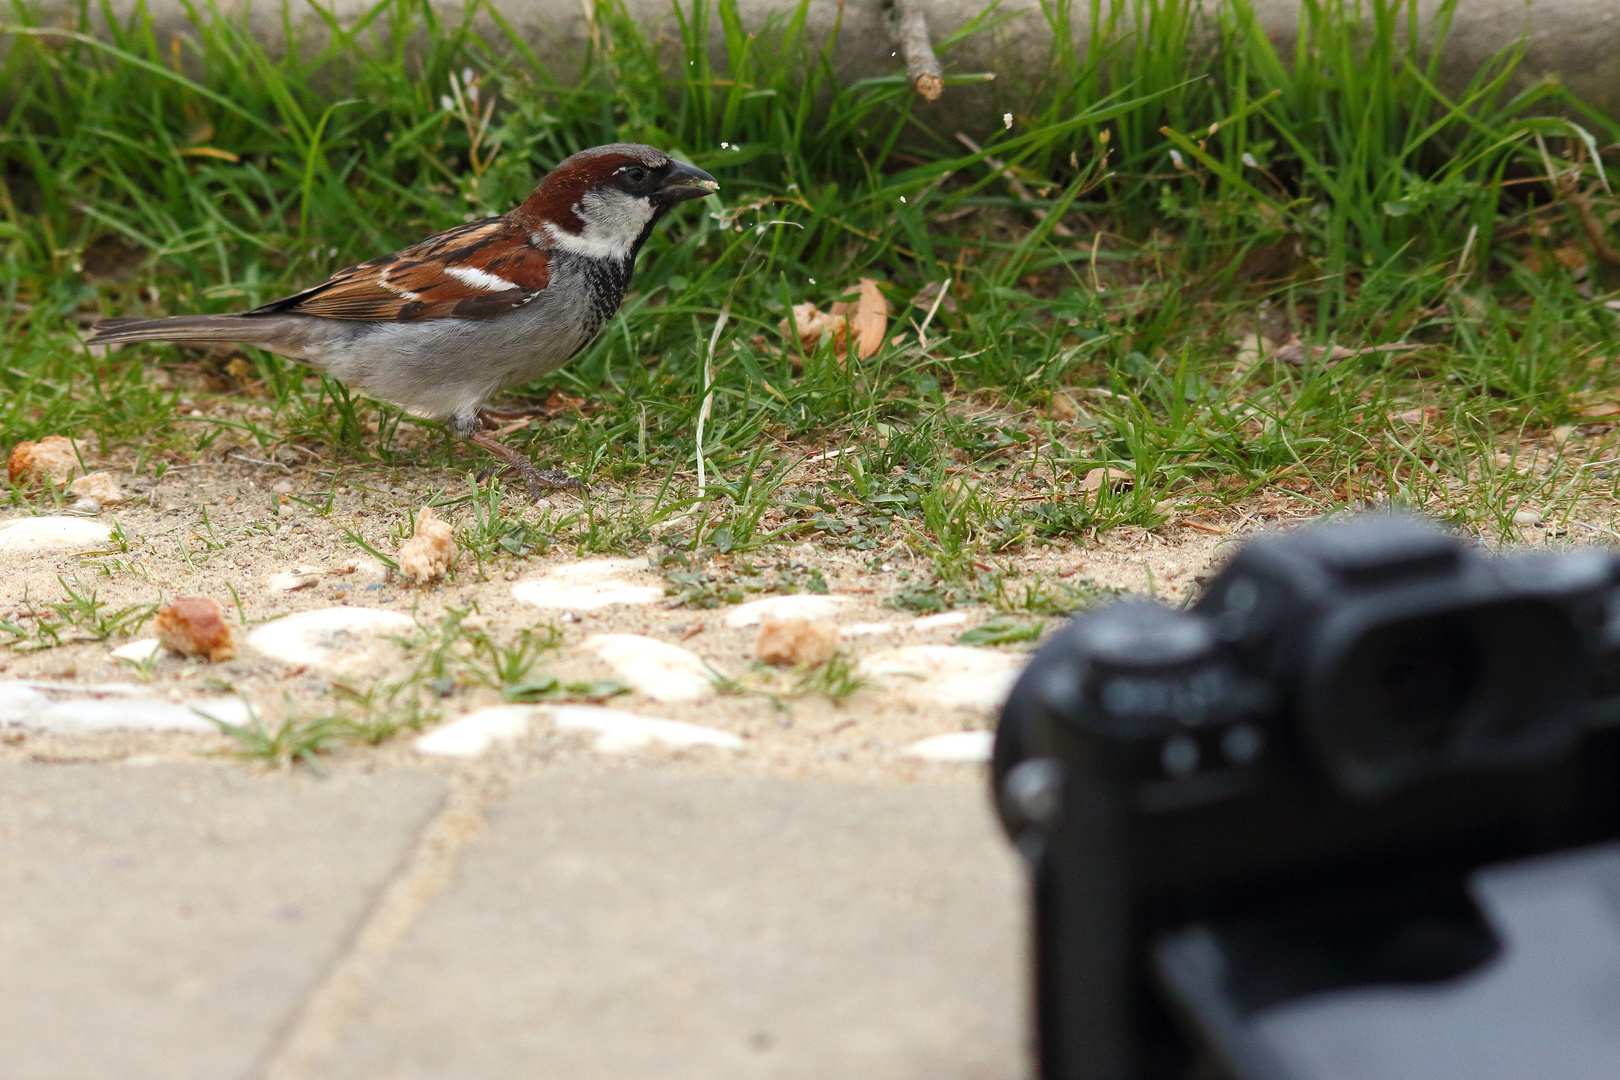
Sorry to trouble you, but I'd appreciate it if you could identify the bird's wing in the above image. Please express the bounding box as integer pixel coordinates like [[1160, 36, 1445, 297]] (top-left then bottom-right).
[[253, 217, 551, 322]]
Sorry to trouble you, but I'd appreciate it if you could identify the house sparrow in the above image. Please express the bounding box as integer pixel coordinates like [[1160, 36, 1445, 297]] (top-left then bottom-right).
[[88, 142, 718, 495]]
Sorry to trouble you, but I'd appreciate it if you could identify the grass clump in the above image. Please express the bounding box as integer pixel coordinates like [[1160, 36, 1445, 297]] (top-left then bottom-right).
[[659, 552, 829, 608], [0, 577, 157, 651]]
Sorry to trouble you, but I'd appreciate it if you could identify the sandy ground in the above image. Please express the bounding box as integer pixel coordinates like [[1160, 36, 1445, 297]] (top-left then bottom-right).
[[0, 449, 1317, 781]]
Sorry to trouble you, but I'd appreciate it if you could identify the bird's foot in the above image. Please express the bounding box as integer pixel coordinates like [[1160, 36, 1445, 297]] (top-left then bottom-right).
[[512, 461, 587, 498], [477, 403, 552, 430], [466, 430, 586, 500]]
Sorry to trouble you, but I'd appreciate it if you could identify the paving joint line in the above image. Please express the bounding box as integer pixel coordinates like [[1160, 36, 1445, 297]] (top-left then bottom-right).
[[253, 758, 515, 1080]]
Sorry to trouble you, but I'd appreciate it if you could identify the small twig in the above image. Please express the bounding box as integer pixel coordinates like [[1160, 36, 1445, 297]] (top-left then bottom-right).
[[1452, 223, 1479, 283], [1181, 519, 1231, 535], [1564, 181, 1620, 267], [695, 300, 730, 495], [889, 0, 943, 101], [916, 276, 951, 350], [228, 452, 293, 472], [1570, 520, 1620, 542], [956, 132, 1075, 237], [1538, 132, 1620, 267]]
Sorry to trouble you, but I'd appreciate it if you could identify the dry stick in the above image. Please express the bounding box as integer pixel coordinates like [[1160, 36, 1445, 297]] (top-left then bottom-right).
[[890, 0, 943, 101], [955, 132, 1076, 238], [695, 300, 731, 496], [1563, 180, 1620, 266], [915, 276, 952, 351], [1537, 132, 1620, 267]]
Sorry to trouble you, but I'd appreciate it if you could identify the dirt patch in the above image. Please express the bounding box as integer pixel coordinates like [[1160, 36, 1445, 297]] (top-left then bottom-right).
[[0, 452, 1316, 781]]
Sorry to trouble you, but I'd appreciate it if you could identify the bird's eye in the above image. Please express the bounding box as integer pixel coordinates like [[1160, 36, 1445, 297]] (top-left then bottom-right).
[[622, 166, 647, 183]]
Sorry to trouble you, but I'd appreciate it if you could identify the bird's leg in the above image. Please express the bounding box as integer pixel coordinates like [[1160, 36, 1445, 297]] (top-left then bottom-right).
[[465, 430, 585, 498], [477, 403, 552, 429]]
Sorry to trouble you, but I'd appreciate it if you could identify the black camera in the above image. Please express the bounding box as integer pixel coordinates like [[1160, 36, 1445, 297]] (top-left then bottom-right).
[[992, 514, 1620, 1080]]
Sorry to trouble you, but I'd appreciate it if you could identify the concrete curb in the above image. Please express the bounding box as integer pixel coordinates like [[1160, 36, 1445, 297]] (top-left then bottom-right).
[[27, 1, 1620, 124]]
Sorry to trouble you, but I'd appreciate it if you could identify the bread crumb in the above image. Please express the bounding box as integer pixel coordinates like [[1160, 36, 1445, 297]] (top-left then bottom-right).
[[70, 471, 124, 505], [155, 597, 237, 662], [397, 507, 457, 583], [778, 303, 848, 360], [8, 436, 83, 487], [1047, 390, 1079, 421], [754, 617, 840, 668]]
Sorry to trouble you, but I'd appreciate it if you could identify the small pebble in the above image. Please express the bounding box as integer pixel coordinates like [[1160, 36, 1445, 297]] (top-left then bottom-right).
[[904, 731, 994, 763], [859, 646, 1023, 713], [842, 622, 905, 637], [413, 704, 742, 758], [415, 706, 530, 758], [754, 618, 839, 667], [245, 607, 415, 671], [111, 639, 162, 662], [912, 611, 970, 631], [547, 705, 742, 754], [582, 634, 716, 702], [154, 597, 237, 662], [511, 559, 661, 611], [267, 571, 318, 592], [7, 436, 82, 487], [0, 680, 249, 733], [70, 471, 124, 506], [0, 516, 112, 554], [723, 594, 851, 628]]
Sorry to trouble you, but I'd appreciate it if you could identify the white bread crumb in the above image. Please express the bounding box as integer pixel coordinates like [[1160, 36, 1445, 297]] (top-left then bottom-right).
[[397, 507, 458, 583]]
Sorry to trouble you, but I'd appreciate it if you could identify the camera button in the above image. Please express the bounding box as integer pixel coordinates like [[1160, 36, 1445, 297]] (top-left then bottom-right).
[[1222, 723, 1264, 766], [1161, 735, 1200, 777], [1003, 759, 1064, 827]]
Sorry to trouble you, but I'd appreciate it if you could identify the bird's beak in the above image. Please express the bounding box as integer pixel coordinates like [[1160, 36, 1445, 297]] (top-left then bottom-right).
[[656, 161, 720, 203]]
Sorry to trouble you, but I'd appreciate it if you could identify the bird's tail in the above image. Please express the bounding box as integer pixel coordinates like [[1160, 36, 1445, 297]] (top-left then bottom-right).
[[87, 314, 268, 346]]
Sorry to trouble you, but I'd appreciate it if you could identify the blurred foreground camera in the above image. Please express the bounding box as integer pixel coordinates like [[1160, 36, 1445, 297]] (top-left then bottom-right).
[[993, 514, 1620, 1080]]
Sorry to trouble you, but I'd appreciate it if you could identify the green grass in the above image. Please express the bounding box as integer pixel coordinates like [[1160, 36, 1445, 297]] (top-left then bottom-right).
[[3, 0, 1620, 594], [0, 575, 157, 650]]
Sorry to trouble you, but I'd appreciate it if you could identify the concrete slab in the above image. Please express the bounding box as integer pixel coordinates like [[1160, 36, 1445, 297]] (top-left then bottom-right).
[[322, 771, 1030, 1080], [0, 764, 447, 1080]]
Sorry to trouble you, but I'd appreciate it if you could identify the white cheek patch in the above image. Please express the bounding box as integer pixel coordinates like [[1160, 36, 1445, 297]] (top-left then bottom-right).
[[542, 189, 654, 260], [444, 265, 518, 292]]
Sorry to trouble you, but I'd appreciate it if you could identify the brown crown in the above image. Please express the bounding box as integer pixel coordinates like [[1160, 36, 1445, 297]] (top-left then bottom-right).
[[512, 144, 672, 235]]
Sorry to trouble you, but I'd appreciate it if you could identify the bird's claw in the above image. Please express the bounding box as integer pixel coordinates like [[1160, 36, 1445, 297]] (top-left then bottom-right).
[[465, 428, 584, 501], [477, 404, 552, 430], [478, 460, 586, 499], [522, 467, 588, 498]]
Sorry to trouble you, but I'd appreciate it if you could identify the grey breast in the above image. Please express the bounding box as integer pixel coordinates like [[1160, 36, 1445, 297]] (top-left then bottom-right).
[[273, 251, 634, 423]]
